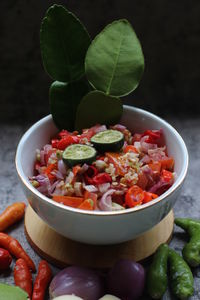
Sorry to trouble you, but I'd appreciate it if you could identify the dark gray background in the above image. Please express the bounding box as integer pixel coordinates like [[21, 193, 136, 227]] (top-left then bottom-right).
[[1, 1, 200, 299], [1, 0, 200, 124]]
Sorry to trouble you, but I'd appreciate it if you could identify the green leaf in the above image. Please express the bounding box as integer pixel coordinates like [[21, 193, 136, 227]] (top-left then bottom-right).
[[75, 90, 123, 131], [85, 19, 144, 97], [50, 80, 89, 131], [40, 5, 91, 82], [0, 283, 28, 300]]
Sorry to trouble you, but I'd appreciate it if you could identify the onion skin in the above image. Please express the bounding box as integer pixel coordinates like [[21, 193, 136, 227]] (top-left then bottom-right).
[[49, 266, 105, 300], [107, 259, 145, 300]]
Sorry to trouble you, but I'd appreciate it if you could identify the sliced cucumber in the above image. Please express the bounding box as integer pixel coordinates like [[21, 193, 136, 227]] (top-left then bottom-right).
[[62, 144, 97, 167], [91, 129, 124, 152]]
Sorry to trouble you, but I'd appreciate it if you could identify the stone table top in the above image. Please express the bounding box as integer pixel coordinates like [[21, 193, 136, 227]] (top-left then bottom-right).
[[0, 116, 199, 299]]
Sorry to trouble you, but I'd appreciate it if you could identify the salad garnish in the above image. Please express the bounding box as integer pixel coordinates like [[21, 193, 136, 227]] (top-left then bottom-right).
[[30, 124, 174, 211]]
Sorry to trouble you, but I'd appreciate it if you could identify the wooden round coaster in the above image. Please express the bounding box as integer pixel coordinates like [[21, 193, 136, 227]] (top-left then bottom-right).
[[25, 206, 174, 269]]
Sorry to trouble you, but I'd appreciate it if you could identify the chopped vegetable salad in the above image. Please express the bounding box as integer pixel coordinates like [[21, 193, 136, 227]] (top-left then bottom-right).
[[30, 124, 175, 211]]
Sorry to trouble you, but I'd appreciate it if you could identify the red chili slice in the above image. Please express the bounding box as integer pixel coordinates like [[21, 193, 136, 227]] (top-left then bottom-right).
[[125, 185, 144, 208]]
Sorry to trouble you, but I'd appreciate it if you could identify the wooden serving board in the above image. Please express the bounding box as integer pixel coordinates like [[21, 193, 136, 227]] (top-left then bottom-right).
[[25, 206, 174, 269]]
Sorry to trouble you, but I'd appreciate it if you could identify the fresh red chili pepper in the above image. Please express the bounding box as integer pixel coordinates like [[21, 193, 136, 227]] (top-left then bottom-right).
[[92, 173, 112, 185], [51, 139, 59, 148], [43, 163, 57, 181], [0, 233, 36, 272], [124, 145, 138, 153], [86, 165, 98, 177], [58, 129, 70, 139], [161, 169, 173, 183], [57, 136, 79, 150], [160, 158, 174, 171], [143, 191, 158, 204], [125, 185, 144, 208], [105, 152, 127, 176], [14, 258, 32, 298], [97, 156, 106, 161], [143, 130, 162, 144], [0, 248, 12, 270], [79, 128, 95, 141], [32, 260, 52, 300], [84, 165, 99, 184], [72, 165, 81, 177]]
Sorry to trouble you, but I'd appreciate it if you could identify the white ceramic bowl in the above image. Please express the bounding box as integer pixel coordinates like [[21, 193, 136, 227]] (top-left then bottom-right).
[[15, 106, 188, 245]]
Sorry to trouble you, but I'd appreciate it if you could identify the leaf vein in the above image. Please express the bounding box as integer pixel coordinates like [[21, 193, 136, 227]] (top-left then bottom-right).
[[106, 25, 125, 94]]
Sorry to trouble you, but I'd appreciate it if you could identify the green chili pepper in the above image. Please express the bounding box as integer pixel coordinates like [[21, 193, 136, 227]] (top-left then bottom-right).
[[175, 217, 200, 267], [168, 248, 194, 300], [147, 243, 169, 299]]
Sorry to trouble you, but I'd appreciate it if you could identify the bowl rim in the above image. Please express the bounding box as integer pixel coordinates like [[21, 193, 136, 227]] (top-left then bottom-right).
[[15, 105, 189, 216]]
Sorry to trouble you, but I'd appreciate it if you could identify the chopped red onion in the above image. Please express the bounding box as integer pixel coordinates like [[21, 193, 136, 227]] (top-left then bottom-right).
[[84, 185, 98, 193], [50, 180, 61, 194], [110, 124, 126, 132], [74, 182, 83, 196], [58, 159, 67, 175], [141, 141, 157, 153], [43, 144, 52, 154], [65, 171, 74, 184], [140, 154, 151, 164], [99, 189, 116, 211], [52, 170, 64, 180], [35, 174, 51, 196], [148, 147, 167, 161], [98, 183, 110, 194], [94, 125, 107, 133], [148, 179, 169, 194], [40, 150, 45, 166], [79, 164, 89, 174], [133, 141, 141, 150]]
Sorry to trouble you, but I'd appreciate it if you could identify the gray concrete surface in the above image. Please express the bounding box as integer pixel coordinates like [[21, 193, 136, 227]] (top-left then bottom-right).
[[0, 116, 200, 299]]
